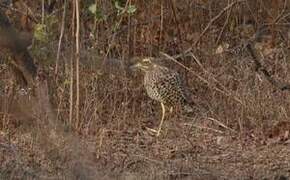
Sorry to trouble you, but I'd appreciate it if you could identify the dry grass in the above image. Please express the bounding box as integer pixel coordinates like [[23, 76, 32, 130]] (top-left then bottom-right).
[[1, 0, 290, 179]]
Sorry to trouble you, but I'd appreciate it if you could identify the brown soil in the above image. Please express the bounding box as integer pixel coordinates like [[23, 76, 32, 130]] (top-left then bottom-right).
[[1, 108, 290, 180]]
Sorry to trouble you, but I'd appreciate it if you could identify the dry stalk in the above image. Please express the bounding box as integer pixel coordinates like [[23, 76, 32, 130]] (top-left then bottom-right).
[[96, 128, 106, 159], [127, 0, 134, 58], [169, 0, 182, 47], [183, 123, 224, 134], [245, 41, 290, 91], [69, 1, 76, 127], [75, 0, 80, 129], [274, 0, 288, 23], [194, 0, 246, 47], [41, 0, 45, 24], [104, 0, 131, 59], [216, 0, 233, 44], [55, 0, 67, 75], [160, 52, 244, 106], [207, 117, 237, 133], [159, 0, 164, 49]]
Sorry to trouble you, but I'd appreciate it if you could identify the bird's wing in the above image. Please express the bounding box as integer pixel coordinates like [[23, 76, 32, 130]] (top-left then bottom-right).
[[153, 68, 190, 104]]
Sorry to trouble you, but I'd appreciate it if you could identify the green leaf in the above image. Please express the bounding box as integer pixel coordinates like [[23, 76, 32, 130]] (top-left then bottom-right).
[[88, 4, 97, 14], [127, 5, 136, 14], [114, 1, 124, 11], [88, 3, 105, 20], [95, 9, 104, 20], [34, 24, 48, 42], [114, 1, 125, 15]]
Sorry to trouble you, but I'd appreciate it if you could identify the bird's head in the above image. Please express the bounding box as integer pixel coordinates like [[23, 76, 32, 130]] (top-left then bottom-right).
[[130, 57, 156, 72]]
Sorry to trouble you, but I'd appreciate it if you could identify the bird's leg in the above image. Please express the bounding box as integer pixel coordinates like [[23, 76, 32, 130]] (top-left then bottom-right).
[[156, 102, 166, 136]]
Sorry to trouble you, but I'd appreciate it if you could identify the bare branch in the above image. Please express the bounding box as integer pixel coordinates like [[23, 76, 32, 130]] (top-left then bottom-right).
[[193, 0, 246, 47], [245, 28, 290, 91]]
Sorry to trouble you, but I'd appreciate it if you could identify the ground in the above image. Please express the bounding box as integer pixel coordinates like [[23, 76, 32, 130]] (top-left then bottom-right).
[[1, 1, 290, 179], [1, 111, 290, 180]]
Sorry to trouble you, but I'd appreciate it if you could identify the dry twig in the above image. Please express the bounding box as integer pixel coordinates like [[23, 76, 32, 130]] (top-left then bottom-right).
[[194, 0, 246, 47], [55, 0, 67, 75], [245, 42, 290, 91], [160, 52, 244, 105], [244, 26, 290, 91]]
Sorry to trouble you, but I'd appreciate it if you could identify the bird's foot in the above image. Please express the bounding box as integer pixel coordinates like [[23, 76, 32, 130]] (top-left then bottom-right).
[[145, 127, 161, 136]]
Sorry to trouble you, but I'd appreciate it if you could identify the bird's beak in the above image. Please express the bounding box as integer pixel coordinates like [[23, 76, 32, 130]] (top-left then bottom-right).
[[130, 63, 141, 70]]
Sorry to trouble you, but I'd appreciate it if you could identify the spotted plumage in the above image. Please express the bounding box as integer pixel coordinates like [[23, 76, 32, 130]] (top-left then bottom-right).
[[144, 62, 192, 111], [131, 57, 193, 136]]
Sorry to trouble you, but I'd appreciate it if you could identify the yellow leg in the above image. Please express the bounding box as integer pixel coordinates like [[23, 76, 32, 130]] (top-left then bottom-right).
[[156, 103, 166, 136]]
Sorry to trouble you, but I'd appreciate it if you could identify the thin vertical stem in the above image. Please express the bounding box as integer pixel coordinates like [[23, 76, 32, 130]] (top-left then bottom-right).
[[159, 0, 164, 50], [55, 0, 67, 75], [69, 0, 76, 127], [75, 0, 80, 130], [127, 0, 133, 58], [169, 0, 182, 47], [41, 0, 45, 24]]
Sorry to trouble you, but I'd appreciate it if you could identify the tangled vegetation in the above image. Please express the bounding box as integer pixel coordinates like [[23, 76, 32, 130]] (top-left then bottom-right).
[[1, 0, 290, 179]]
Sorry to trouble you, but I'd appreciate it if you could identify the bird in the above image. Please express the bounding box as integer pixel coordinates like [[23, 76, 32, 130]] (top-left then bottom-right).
[[131, 57, 193, 136]]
